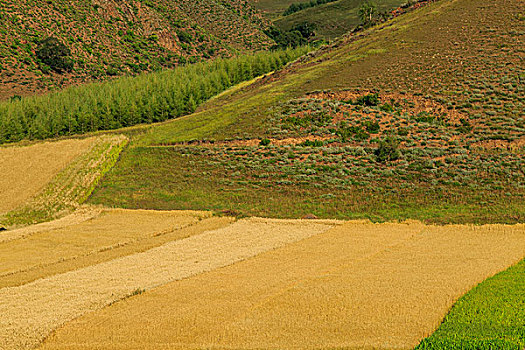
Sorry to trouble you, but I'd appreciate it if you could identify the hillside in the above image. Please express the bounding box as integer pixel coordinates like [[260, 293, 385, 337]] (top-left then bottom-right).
[[274, 0, 406, 39], [0, 0, 271, 100], [251, 0, 409, 40], [89, 0, 524, 224], [1, 0, 525, 348], [250, 0, 298, 19]]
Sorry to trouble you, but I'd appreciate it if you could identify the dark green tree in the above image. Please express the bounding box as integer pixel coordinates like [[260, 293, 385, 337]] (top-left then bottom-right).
[[359, 2, 377, 26], [36, 37, 74, 73]]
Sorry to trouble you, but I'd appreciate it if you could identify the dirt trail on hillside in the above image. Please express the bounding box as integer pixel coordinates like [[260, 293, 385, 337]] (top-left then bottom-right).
[[0, 138, 96, 214], [0, 217, 337, 350], [40, 222, 525, 350]]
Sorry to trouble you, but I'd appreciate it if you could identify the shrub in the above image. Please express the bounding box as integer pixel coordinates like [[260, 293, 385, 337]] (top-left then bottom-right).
[[177, 31, 192, 44], [359, 2, 378, 26], [356, 93, 380, 106], [260, 138, 271, 146], [364, 120, 380, 133], [375, 137, 401, 162]]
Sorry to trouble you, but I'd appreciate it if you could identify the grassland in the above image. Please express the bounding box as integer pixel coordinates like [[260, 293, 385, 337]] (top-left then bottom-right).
[[88, 0, 524, 225], [0, 215, 337, 350], [39, 221, 525, 350]]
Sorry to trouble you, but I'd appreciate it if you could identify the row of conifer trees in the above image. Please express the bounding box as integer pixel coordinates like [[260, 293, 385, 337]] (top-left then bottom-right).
[[0, 47, 309, 144]]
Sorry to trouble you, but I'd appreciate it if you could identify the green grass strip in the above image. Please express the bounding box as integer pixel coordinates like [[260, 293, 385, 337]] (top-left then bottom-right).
[[416, 259, 525, 350]]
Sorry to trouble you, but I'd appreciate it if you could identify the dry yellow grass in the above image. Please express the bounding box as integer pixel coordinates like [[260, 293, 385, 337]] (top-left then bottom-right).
[[1, 134, 128, 228], [0, 138, 96, 214], [0, 217, 337, 350], [0, 209, 218, 288], [39, 222, 525, 350]]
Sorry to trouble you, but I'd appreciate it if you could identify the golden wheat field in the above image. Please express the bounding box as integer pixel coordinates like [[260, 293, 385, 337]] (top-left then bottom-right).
[[35, 221, 525, 350], [0, 208, 222, 288], [0, 138, 96, 214], [0, 213, 339, 350]]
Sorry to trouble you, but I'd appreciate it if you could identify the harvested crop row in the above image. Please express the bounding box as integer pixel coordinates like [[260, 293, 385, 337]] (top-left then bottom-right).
[[0, 209, 218, 288], [0, 217, 337, 350], [41, 222, 525, 350], [0, 138, 96, 215]]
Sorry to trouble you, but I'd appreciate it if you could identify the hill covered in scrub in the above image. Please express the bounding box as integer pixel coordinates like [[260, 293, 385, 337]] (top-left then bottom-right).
[[251, 0, 409, 40], [0, 0, 271, 100], [88, 0, 524, 226]]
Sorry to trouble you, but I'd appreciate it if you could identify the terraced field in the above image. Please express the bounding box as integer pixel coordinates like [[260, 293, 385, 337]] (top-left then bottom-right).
[[1, 0, 523, 348], [0, 213, 338, 350]]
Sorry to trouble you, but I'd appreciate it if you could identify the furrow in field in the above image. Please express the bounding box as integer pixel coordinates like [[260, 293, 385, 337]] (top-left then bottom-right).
[[0, 217, 338, 350], [39, 222, 525, 350]]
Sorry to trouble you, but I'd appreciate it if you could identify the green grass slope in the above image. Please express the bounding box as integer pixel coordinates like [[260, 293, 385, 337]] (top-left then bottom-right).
[[273, 0, 406, 40], [89, 0, 524, 224], [0, 0, 270, 100], [249, 0, 298, 19], [416, 259, 525, 350]]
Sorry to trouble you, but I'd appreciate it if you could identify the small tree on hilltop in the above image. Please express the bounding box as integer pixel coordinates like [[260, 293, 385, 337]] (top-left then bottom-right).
[[359, 1, 377, 27]]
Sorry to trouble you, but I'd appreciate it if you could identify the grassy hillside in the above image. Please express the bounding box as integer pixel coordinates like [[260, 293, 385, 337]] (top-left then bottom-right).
[[0, 0, 271, 100], [250, 0, 298, 19], [89, 0, 524, 224], [251, 0, 409, 40], [274, 0, 406, 40]]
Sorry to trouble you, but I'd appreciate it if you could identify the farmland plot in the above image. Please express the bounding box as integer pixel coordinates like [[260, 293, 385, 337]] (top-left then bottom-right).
[[0, 135, 128, 228], [0, 216, 338, 350], [39, 221, 525, 350], [0, 138, 96, 214], [0, 209, 222, 288]]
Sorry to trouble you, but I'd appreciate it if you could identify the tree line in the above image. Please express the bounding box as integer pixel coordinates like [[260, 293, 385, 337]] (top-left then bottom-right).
[[0, 47, 309, 144]]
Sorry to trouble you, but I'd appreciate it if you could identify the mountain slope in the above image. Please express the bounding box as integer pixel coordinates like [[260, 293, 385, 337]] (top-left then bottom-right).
[[89, 0, 524, 224], [0, 0, 271, 100], [273, 0, 406, 39]]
